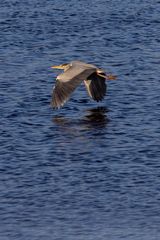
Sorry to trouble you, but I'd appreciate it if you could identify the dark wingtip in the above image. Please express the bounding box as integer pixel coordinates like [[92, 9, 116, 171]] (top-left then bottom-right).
[[86, 72, 107, 102], [51, 96, 65, 109]]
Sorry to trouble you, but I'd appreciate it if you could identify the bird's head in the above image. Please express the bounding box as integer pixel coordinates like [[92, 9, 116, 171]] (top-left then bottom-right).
[[51, 63, 69, 71]]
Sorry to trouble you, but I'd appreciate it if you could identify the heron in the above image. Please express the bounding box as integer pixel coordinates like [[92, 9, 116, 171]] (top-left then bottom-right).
[[51, 60, 116, 109]]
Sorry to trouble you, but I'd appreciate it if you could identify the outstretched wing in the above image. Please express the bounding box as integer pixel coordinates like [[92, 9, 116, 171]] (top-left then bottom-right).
[[51, 63, 96, 108], [84, 72, 107, 102], [51, 77, 83, 109]]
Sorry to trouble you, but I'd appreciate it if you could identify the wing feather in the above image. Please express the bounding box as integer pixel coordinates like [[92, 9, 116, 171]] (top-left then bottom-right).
[[51, 64, 96, 108], [84, 72, 107, 102]]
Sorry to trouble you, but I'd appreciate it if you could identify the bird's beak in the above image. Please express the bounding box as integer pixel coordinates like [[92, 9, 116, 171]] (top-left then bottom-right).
[[51, 65, 64, 69]]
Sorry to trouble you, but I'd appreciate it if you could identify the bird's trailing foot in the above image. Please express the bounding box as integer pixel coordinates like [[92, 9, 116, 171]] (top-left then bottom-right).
[[97, 70, 117, 80]]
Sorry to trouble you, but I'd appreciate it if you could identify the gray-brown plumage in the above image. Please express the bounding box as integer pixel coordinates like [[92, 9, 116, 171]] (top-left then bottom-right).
[[51, 60, 116, 109]]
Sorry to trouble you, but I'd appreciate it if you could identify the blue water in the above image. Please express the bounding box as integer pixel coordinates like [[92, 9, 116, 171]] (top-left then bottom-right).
[[1, 0, 160, 239]]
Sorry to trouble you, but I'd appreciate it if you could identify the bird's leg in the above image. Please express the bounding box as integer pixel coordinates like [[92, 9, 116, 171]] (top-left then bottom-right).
[[97, 73, 106, 78], [96, 70, 117, 80], [96, 69, 106, 78], [105, 74, 117, 80]]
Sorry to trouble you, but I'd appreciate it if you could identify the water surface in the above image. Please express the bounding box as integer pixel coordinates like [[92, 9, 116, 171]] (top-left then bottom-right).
[[0, 0, 160, 239]]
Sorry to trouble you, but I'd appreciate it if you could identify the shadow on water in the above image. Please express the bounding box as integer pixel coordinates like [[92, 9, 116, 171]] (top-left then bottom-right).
[[52, 106, 109, 132], [82, 107, 109, 127]]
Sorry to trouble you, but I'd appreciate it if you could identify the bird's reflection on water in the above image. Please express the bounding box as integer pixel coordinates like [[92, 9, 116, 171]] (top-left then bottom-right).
[[83, 107, 109, 127], [53, 106, 109, 132]]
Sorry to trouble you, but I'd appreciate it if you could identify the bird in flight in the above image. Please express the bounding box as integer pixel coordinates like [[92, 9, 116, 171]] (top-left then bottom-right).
[[51, 60, 116, 109]]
